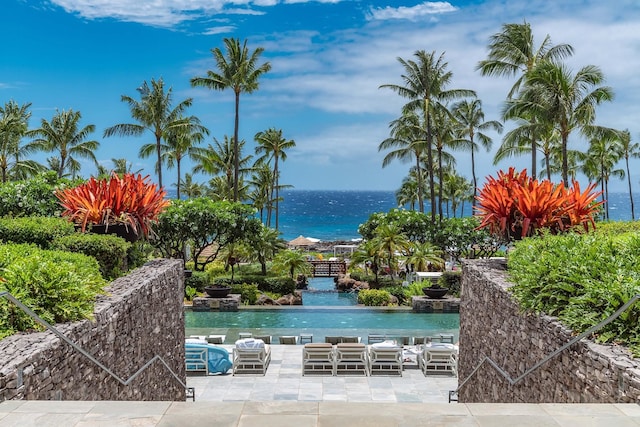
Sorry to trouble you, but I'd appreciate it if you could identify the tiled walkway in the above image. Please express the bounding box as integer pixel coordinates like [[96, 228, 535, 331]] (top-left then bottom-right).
[[187, 345, 457, 403]]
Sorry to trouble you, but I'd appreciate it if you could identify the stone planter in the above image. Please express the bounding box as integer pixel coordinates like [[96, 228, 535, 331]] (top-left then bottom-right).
[[204, 286, 232, 298], [422, 286, 448, 299], [89, 223, 140, 243]]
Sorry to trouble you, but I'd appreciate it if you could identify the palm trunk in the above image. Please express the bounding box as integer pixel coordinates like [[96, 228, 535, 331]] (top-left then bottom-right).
[[233, 91, 240, 202], [155, 135, 162, 188], [274, 157, 280, 230], [437, 146, 443, 222], [425, 102, 435, 224], [471, 145, 477, 208], [176, 158, 182, 200], [561, 131, 569, 186], [415, 153, 424, 213], [626, 156, 635, 220]]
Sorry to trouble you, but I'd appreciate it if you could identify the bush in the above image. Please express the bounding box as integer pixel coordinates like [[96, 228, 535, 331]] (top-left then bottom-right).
[[51, 233, 131, 280], [0, 172, 74, 218], [230, 283, 260, 305], [0, 217, 75, 248], [508, 231, 640, 355], [383, 285, 408, 305], [213, 275, 295, 296], [0, 243, 106, 338], [358, 289, 392, 306], [185, 271, 209, 293], [438, 271, 461, 296]]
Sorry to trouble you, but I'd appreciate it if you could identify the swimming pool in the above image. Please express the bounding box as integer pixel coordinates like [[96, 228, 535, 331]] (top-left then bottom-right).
[[302, 277, 356, 306], [185, 308, 460, 344]]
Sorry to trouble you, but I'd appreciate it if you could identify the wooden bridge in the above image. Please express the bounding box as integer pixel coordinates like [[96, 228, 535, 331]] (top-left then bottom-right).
[[308, 260, 347, 277]]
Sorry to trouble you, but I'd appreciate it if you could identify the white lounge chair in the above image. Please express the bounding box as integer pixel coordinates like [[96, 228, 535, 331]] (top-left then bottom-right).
[[418, 344, 457, 376], [232, 338, 271, 375], [368, 342, 403, 376], [335, 343, 368, 376], [302, 343, 335, 375], [279, 335, 298, 345]]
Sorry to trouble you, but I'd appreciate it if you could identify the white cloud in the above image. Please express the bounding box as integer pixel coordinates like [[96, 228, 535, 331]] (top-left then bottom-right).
[[367, 1, 458, 21], [203, 25, 236, 35]]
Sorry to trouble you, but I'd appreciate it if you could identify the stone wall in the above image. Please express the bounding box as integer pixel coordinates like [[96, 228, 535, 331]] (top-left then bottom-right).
[[0, 259, 185, 401], [459, 259, 640, 403]]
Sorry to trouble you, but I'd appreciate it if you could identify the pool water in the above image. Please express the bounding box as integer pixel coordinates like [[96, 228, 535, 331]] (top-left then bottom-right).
[[302, 277, 356, 306]]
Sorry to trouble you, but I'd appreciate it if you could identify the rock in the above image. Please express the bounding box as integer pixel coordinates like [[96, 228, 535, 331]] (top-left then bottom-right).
[[276, 292, 303, 305], [256, 294, 278, 305]]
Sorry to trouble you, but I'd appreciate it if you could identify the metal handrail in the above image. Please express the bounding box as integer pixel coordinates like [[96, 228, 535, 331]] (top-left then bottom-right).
[[0, 291, 195, 401], [449, 294, 640, 402]]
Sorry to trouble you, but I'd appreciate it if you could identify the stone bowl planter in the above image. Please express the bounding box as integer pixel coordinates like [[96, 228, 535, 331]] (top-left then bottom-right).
[[204, 286, 232, 298], [422, 286, 448, 299]]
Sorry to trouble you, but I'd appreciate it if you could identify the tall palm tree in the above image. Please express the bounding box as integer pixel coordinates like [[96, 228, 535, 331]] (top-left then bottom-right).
[[0, 100, 42, 182], [176, 173, 204, 199], [395, 171, 421, 210], [476, 21, 573, 176], [381, 50, 474, 223], [451, 98, 503, 206], [372, 223, 410, 278], [441, 171, 473, 218], [248, 162, 276, 224], [190, 38, 271, 201], [405, 241, 444, 272], [379, 111, 427, 212], [254, 128, 296, 230], [516, 62, 614, 184], [104, 78, 193, 188], [28, 109, 99, 179], [617, 130, 640, 220], [431, 106, 459, 220], [111, 157, 143, 175], [143, 116, 208, 199], [247, 225, 286, 275]]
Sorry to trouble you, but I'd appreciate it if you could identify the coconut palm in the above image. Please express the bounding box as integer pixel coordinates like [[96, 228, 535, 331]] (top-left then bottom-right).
[[273, 249, 311, 279], [104, 78, 193, 188], [430, 106, 459, 220], [350, 240, 384, 283], [254, 128, 296, 230], [192, 136, 253, 197], [451, 98, 502, 206], [247, 225, 287, 275], [190, 38, 271, 201], [395, 170, 421, 210], [176, 173, 204, 199], [618, 130, 640, 220], [0, 100, 42, 182], [379, 111, 428, 212], [28, 109, 99, 179], [372, 223, 410, 278], [515, 62, 614, 185], [247, 163, 275, 224], [441, 171, 473, 218], [111, 158, 143, 176], [380, 51, 475, 223], [477, 21, 573, 176]]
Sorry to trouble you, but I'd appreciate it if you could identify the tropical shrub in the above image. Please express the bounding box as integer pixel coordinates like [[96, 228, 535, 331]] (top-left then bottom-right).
[[403, 281, 426, 299], [0, 216, 75, 248], [51, 233, 130, 280], [475, 168, 603, 241], [55, 173, 169, 239], [213, 275, 295, 296], [185, 271, 209, 293], [0, 172, 73, 218], [358, 209, 434, 242], [358, 289, 392, 306], [0, 243, 106, 338], [508, 232, 640, 355], [383, 285, 408, 305], [230, 283, 260, 305], [152, 198, 262, 271], [438, 271, 461, 296], [185, 285, 197, 301]]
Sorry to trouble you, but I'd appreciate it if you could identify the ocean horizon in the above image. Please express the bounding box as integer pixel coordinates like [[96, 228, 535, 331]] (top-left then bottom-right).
[[166, 189, 639, 242]]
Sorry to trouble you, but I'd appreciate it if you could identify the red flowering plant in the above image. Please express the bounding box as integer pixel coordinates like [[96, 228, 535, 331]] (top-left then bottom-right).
[[55, 173, 170, 240], [475, 168, 603, 242]]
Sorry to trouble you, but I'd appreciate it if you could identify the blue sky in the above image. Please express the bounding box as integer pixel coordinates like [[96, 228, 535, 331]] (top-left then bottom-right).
[[2, 0, 640, 191]]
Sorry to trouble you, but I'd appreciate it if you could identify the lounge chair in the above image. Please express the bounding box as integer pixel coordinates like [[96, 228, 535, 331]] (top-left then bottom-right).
[[412, 336, 432, 345], [279, 336, 298, 345], [340, 336, 361, 343], [368, 342, 403, 376], [335, 343, 368, 376], [232, 338, 271, 375], [254, 335, 272, 344], [185, 341, 233, 375], [302, 343, 335, 375], [325, 336, 341, 345], [368, 334, 386, 344], [299, 333, 313, 344], [206, 335, 226, 344], [418, 343, 457, 376]]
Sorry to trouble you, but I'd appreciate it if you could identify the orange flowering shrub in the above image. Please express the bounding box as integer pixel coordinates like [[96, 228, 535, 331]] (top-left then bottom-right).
[[475, 168, 603, 240], [55, 173, 169, 239]]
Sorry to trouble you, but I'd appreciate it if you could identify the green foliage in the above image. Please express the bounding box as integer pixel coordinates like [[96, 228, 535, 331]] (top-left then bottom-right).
[[403, 281, 426, 298], [439, 271, 462, 296], [593, 221, 640, 236], [0, 243, 106, 338], [151, 198, 262, 271], [184, 285, 197, 301], [358, 209, 434, 242], [271, 249, 311, 278], [213, 275, 295, 296], [185, 271, 209, 292], [51, 233, 130, 280], [230, 283, 260, 305], [126, 241, 153, 271], [0, 172, 75, 218], [0, 217, 75, 248], [383, 285, 408, 305], [508, 231, 640, 355], [358, 289, 392, 306]]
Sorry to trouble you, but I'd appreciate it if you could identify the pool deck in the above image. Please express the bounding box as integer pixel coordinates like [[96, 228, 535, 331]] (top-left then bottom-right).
[[2, 345, 639, 426]]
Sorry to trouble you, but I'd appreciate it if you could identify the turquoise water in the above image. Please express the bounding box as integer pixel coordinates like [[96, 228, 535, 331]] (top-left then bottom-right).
[[302, 277, 356, 306]]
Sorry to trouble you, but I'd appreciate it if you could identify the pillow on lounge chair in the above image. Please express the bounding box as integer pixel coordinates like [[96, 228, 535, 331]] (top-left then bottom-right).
[[372, 340, 399, 348], [235, 338, 265, 349]]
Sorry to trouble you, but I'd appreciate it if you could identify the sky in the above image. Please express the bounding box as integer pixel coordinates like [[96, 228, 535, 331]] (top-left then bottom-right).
[[2, 0, 640, 191]]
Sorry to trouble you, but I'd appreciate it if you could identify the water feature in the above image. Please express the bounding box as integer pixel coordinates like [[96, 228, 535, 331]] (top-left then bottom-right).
[[301, 277, 357, 306]]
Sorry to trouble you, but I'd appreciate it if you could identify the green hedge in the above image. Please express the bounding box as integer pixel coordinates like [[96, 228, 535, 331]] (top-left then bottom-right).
[[213, 275, 295, 296], [185, 271, 209, 293], [0, 217, 75, 248], [509, 231, 640, 355], [230, 283, 260, 305], [358, 289, 392, 306], [51, 233, 131, 280], [0, 243, 106, 338], [438, 271, 462, 296], [0, 172, 73, 218]]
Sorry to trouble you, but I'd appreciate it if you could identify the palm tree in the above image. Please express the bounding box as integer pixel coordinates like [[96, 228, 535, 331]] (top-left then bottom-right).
[[451, 98, 503, 206], [104, 78, 193, 188], [247, 225, 286, 275], [379, 111, 427, 212], [430, 106, 459, 220], [372, 223, 410, 278], [350, 240, 384, 283], [150, 116, 208, 199], [441, 171, 473, 217], [111, 158, 143, 175], [192, 136, 253, 197], [0, 100, 42, 182], [273, 249, 311, 279], [381, 51, 474, 223], [618, 130, 640, 220], [476, 21, 573, 176], [177, 173, 204, 199], [28, 109, 99, 179], [190, 38, 271, 201], [247, 163, 275, 223], [405, 241, 444, 272], [254, 128, 296, 230], [395, 171, 420, 210], [516, 62, 614, 184]]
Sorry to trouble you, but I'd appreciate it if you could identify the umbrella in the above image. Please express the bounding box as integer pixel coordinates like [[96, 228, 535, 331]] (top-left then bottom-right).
[[288, 235, 316, 247]]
